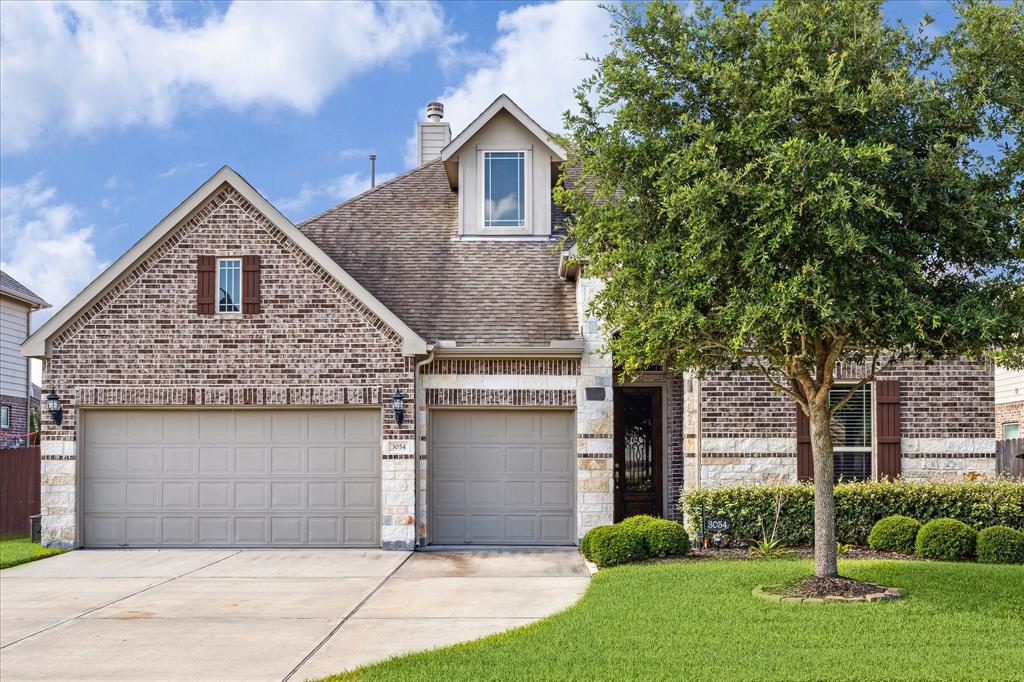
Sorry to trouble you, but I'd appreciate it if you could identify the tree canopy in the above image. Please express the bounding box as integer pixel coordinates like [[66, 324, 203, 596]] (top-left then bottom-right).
[[558, 0, 1023, 407]]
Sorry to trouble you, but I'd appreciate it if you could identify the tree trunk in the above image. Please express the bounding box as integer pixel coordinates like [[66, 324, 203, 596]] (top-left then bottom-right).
[[808, 398, 838, 578]]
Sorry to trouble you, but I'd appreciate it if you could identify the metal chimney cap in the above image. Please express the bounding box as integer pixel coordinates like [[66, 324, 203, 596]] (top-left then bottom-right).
[[426, 101, 444, 122]]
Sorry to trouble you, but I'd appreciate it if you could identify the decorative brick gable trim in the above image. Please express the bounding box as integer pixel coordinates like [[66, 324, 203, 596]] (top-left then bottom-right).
[[76, 385, 381, 407]]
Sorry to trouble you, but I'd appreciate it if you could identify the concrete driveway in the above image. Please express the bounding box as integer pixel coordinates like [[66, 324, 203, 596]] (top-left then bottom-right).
[[0, 548, 589, 682]]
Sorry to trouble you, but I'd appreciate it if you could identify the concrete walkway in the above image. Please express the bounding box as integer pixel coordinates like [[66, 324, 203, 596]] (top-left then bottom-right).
[[0, 548, 589, 682]]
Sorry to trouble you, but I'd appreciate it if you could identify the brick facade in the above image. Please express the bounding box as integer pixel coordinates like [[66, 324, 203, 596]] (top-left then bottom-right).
[[40, 187, 416, 548]]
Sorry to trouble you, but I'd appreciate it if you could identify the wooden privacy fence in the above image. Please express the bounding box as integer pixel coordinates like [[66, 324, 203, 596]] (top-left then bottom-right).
[[0, 446, 40, 537], [995, 438, 1023, 478]]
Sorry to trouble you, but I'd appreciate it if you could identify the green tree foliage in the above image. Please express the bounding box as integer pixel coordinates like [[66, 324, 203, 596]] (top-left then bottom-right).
[[558, 0, 1023, 577]]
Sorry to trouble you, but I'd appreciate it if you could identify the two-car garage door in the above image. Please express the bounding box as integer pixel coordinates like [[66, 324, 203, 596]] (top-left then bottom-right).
[[82, 409, 380, 548]]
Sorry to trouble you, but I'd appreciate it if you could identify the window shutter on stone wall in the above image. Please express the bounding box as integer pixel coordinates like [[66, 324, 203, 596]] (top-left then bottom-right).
[[242, 255, 261, 314], [796, 402, 813, 481], [197, 255, 215, 315], [875, 379, 902, 479]]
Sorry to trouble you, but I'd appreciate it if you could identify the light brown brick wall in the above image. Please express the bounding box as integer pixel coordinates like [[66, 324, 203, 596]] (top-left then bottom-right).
[[996, 401, 1024, 438], [42, 187, 415, 445]]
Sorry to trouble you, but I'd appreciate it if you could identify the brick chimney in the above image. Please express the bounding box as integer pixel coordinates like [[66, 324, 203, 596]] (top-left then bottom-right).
[[417, 101, 451, 165]]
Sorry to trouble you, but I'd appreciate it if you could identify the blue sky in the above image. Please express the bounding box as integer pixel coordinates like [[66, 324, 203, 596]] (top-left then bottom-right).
[[0, 1, 960, 325]]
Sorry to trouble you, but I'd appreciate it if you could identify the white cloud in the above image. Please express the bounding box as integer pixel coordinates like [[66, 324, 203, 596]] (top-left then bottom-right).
[[404, 0, 612, 165], [1, 1, 446, 152], [0, 175, 108, 326], [158, 161, 208, 179], [276, 170, 397, 217]]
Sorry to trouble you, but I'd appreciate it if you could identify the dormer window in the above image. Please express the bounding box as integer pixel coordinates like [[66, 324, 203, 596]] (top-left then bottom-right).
[[217, 258, 242, 313], [482, 151, 528, 229]]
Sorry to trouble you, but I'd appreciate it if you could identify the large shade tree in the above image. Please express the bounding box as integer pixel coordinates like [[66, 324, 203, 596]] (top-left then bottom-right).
[[558, 0, 1023, 578]]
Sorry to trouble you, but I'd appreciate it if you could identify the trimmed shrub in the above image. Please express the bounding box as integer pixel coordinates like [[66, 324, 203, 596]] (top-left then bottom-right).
[[679, 479, 1024, 546], [915, 518, 977, 560], [868, 515, 921, 554], [976, 526, 1024, 564], [587, 524, 649, 567], [642, 519, 690, 557], [579, 525, 605, 561]]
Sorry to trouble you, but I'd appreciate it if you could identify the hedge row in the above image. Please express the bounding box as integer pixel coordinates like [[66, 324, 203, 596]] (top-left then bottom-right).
[[679, 479, 1024, 546]]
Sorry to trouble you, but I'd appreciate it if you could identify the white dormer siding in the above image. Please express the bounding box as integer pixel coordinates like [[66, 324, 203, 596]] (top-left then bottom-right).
[[455, 110, 556, 237], [418, 120, 451, 165]]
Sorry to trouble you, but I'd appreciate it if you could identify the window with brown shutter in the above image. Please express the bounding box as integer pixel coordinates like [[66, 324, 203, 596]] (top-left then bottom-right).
[[875, 379, 902, 479], [197, 255, 215, 315], [796, 403, 813, 481], [242, 255, 261, 314]]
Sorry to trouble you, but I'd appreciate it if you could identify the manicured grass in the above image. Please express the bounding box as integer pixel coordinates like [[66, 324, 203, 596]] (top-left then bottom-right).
[[322, 559, 1024, 682], [0, 537, 65, 570]]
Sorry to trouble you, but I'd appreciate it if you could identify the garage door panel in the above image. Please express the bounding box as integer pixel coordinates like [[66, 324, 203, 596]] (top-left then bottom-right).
[[430, 410, 574, 545], [83, 409, 381, 548]]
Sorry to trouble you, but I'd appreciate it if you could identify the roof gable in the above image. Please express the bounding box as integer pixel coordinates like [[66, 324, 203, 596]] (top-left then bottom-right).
[[441, 94, 566, 164], [0, 270, 50, 309], [22, 166, 427, 358]]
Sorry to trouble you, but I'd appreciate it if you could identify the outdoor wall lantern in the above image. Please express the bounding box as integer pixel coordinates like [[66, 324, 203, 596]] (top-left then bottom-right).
[[46, 391, 63, 426], [392, 389, 405, 426]]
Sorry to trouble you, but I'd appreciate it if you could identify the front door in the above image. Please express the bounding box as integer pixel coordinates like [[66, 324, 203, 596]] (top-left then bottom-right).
[[613, 387, 663, 521]]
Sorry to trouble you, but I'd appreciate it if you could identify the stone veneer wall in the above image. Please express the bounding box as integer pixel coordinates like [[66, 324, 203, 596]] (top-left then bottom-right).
[[575, 276, 614, 538], [39, 187, 416, 548], [995, 401, 1023, 438], [416, 357, 581, 545]]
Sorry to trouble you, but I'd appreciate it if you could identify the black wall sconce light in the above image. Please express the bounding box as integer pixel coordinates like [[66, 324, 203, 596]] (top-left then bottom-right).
[[46, 390, 63, 426], [392, 389, 405, 426]]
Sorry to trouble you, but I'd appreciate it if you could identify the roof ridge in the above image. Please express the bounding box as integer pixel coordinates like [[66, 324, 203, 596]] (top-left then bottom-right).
[[298, 158, 444, 227]]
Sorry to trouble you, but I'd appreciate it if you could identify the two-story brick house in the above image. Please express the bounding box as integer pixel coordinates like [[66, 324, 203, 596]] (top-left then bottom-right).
[[2, 270, 49, 445], [24, 95, 996, 549]]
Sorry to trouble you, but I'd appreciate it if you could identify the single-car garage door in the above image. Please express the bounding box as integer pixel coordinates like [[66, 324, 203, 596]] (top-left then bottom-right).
[[82, 409, 380, 547], [430, 410, 574, 545]]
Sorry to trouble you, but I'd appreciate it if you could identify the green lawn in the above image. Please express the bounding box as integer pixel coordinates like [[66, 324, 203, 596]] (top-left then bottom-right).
[[0, 537, 65, 570], [322, 559, 1024, 682]]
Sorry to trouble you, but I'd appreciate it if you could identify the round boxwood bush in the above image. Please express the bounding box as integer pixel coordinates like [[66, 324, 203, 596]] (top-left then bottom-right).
[[867, 515, 921, 554], [579, 525, 607, 561], [915, 518, 977, 561], [587, 524, 649, 567], [640, 519, 690, 557], [976, 526, 1024, 564]]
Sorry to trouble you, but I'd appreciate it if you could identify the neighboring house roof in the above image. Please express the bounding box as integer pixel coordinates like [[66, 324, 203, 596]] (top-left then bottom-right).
[[300, 160, 579, 347], [0, 270, 50, 309], [21, 166, 428, 358]]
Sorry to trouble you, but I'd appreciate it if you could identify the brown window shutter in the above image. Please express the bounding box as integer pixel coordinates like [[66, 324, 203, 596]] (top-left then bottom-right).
[[197, 255, 215, 315], [796, 402, 813, 481], [875, 379, 902, 479], [242, 255, 261, 314]]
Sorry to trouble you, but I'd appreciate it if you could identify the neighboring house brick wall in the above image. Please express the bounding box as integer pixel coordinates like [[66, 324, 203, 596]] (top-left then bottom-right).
[[40, 187, 416, 548], [995, 401, 1023, 438], [0, 394, 29, 441]]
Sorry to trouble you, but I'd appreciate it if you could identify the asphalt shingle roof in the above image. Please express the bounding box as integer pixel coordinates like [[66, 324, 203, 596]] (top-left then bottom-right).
[[0, 269, 49, 308], [299, 160, 578, 346]]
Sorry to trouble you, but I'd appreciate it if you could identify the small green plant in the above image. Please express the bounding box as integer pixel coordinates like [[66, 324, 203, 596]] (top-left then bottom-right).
[[868, 515, 922, 554], [587, 524, 648, 567], [915, 518, 977, 561], [748, 485, 787, 557], [836, 542, 852, 555], [749, 535, 787, 557], [976, 526, 1024, 564]]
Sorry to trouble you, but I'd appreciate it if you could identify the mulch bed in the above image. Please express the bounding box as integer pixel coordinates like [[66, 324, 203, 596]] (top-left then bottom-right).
[[654, 546, 918, 563], [766, 576, 883, 599]]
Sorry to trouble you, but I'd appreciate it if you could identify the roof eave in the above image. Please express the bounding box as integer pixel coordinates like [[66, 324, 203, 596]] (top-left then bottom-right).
[[440, 94, 567, 165], [0, 289, 51, 310]]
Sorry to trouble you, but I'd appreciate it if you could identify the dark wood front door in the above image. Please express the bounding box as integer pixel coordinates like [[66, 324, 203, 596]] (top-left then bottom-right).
[[614, 387, 663, 521]]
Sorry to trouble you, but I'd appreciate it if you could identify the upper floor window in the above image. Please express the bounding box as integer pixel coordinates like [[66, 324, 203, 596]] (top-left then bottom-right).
[[483, 151, 527, 229], [0, 406, 9, 429], [217, 258, 241, 314], [1005, 423, 1020, 440], [829, 383, 872, 482]]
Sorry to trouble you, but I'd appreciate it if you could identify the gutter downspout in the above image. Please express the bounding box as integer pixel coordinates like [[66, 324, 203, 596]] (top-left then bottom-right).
[[413, 348, 436, 549]]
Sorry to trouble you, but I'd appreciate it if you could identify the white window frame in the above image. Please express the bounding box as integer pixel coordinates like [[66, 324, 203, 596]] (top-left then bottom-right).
[[216, 257, 242, 315], [479, 149, 531, 232], [829, 382, 873, 482], [0, 406, 9, 429]]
